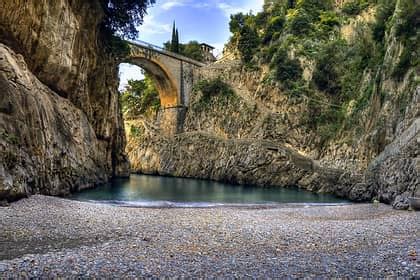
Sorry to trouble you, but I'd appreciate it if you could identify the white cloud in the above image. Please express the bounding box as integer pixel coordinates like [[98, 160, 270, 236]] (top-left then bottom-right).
[[137, 14, 172, 36], [161, 0, 212, 11], [217, 0, 264, 18], [118, 64, 145, 91], [217, 3, 240, 17], [245, 0, 264, 13], [161, 0, 187, 10], [192, 2, 211, 9], [209, 42, 226, 58]]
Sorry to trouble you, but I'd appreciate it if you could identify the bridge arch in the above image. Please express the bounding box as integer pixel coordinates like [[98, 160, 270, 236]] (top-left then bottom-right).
[[123, 57, 179, 108], [120, 41, 205, 135]]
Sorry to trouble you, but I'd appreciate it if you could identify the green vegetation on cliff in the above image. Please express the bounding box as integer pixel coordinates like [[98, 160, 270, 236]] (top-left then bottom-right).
[[228, 0, 419, 142], [192, 77, 237, 109]]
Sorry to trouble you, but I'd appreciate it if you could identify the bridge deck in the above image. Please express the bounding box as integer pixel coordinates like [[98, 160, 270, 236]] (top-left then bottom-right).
[[127, 40, 206, 67]]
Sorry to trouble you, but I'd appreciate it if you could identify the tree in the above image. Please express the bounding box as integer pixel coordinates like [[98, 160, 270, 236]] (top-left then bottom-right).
[[287, 9, 312, 35], [288, 0, 296, 8], [229, 13, 247, 33], [372, 0, 397, 42], [164, 40, 205, 61], [313, 42, 342, 95], [100, 0, 156, 39], [263, 15, 285, 43], [120, 74, 160, 118], [170, 21, 180, 53], [180, 41, 204, 61], [175, 29, 180, 48], [237, 25, 259, 64], [270, 48, 302, 85], [171, 22, 177, 51]]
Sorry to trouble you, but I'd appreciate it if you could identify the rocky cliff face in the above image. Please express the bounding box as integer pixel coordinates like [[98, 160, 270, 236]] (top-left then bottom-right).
[[126, 119, 362, 200], [126, 0, 418, 209], [0, 0, 129, 202]]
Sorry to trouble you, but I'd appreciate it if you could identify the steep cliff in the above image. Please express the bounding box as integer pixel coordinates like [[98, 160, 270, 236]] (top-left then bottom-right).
[[126, 0, 418, 208], [0, 0, 129, 201]]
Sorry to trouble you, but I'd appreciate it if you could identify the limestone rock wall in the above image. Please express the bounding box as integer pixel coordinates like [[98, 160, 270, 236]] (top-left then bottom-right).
[[0, 0, 129, 201], [366, 118, 420, 209], [126, 56, 418, 208], [125, 0, 418, 208], [185, 61, 320, 156], [127, 123, 360, 199]]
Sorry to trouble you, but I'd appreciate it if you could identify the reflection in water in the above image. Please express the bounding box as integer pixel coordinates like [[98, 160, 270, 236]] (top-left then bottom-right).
[[70, 175, 348, 207]]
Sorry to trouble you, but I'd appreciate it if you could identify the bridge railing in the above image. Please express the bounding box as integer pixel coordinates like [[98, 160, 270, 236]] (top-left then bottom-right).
[[130, 39, 166, 52], [128, 39, 206, 67]]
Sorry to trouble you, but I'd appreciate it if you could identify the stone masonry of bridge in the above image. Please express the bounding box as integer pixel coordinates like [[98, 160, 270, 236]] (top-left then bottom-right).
[[124, 41, 205, 135]]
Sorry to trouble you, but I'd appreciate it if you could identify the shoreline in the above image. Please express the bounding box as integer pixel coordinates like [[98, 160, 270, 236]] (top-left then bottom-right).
[[0, 195, 418, 277], [69, 197, 355, 210]]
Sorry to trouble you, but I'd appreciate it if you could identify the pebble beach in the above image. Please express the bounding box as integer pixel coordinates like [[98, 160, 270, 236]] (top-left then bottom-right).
[[0, 195, 419, 278]]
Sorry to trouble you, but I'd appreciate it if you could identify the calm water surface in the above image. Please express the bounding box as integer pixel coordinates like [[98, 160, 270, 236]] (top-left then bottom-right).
[[71, 174, 348, 207]]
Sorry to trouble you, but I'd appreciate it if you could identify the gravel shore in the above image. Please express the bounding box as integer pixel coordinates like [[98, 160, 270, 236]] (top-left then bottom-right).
[[0, 195, 419, 278]]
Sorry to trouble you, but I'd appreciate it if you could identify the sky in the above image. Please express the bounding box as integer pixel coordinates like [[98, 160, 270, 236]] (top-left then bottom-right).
[[118, 0, 264, 90]]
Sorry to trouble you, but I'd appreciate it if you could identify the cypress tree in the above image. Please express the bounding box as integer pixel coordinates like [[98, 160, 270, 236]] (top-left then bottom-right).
[[175, 28, 180, 53], [170, 21, 177, 52]]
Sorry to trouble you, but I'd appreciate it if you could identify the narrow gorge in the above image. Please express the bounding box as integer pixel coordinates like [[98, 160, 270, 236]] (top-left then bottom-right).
[[0, 0, 419, 277], [125, 0, 419, 209], [0, 0, 418, 209]]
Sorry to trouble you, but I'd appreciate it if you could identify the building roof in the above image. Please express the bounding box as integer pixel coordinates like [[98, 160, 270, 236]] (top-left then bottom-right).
[[200, 43, 215, 49]]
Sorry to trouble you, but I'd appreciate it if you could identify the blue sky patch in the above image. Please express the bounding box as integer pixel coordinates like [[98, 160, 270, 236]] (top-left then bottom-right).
[[119, 0, 263, 90]]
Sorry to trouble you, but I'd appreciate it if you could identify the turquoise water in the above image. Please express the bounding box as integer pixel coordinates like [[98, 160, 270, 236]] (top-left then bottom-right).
[[70, 174, 348, 207]]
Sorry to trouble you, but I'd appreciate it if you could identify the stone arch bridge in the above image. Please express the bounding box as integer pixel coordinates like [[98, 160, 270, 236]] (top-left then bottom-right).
[[122, 40, 206, 135]]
